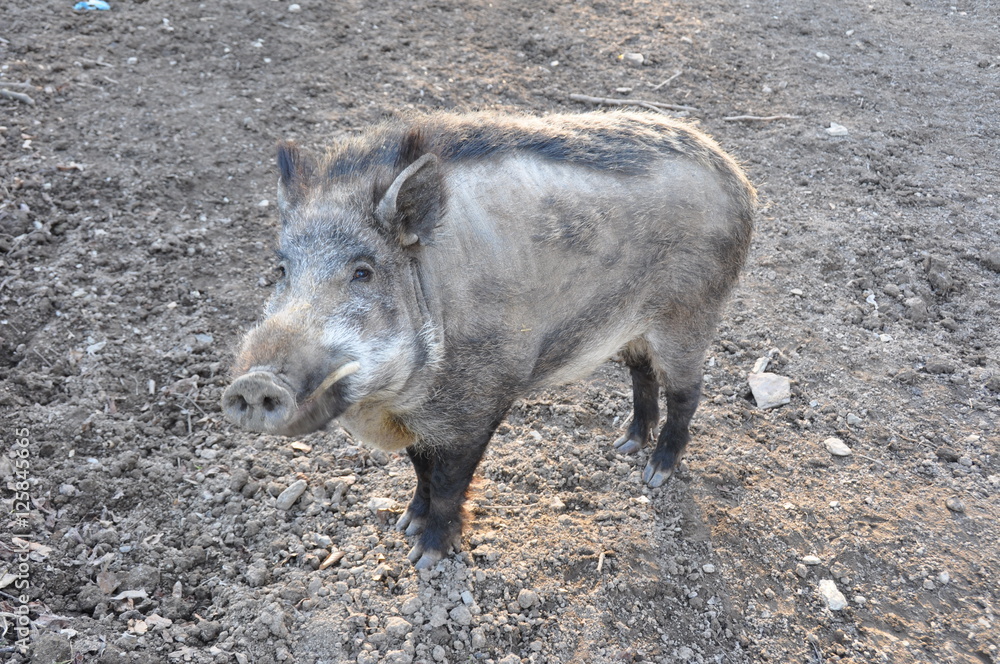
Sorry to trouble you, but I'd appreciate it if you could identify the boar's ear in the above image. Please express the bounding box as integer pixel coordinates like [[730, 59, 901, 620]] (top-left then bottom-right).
[[276, 141, 313, 217], [375, 153, 443, 247]]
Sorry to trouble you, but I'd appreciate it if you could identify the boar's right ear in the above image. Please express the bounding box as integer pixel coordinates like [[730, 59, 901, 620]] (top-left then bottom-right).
[[276, 141, 313, 216], [375, 153, 443, 247]]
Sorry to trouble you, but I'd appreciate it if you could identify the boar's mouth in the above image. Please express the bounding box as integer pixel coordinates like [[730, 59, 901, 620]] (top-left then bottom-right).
[[222, 361, 360, 436]]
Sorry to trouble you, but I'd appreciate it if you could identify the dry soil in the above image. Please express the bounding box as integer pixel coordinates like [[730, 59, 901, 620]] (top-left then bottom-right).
[[1, 1, 998, 663]]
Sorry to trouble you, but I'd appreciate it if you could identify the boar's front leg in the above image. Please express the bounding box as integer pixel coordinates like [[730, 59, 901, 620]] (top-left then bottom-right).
[[396, 419, 503, 569]]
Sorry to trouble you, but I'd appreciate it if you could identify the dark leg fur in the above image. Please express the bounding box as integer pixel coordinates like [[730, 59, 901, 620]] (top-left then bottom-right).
[[399, 412, 508, 569], [613, 355, 660, 454], [395, 447, 433, 536], [642, 382, 701, 487]]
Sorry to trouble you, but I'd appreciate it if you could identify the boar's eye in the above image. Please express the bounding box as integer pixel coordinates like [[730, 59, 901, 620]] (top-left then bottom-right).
[[351, 267, 372, 283], [275, 263, 287, 280]]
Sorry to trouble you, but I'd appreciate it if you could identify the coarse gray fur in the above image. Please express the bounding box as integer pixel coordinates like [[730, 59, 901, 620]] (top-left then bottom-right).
[[224, 110, 755, 566]]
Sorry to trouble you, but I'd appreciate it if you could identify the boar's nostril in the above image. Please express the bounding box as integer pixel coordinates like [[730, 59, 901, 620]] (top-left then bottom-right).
[[221, 372, 296, 433]]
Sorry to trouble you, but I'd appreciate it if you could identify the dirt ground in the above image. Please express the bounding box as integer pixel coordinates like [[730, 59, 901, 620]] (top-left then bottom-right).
[[2, 0, 998, 662]]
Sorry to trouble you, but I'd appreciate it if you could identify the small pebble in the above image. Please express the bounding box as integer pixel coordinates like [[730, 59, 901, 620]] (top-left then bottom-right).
[[824, 437, 853, 457], [702, 563, 716, 574], [945, 496, 965, 513], [815, 51, 831, 62], [517, 589, 539, 609], [802, 555, 822, 566], [825, 122, 849, 137], [748, 372, 791, 409], [428, 605, 449, 628], [622, 52, 645, 67], [275, 479, 308, 510], [384, 616, 412, 639], [846, 413, 862, 426], [367, 496, 397, 512], [923, 579, 936, 590], [795, 564, 809, 579], [938, 571, 950, 585], [288, 3, 301, 12], [853, 595, 867, 605], [818, 579, 848, 611], [449, 605, 473, 626]]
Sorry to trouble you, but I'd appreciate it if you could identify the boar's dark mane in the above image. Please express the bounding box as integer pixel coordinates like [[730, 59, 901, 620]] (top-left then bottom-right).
[[321, 111, 736, 179], [315, 112, 754, 243]]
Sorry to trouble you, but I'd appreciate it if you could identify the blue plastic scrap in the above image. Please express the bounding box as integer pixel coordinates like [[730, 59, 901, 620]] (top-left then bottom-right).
[[74, 1, 111, 10]]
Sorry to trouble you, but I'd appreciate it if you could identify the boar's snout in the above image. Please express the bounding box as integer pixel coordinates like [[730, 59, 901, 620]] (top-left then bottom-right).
[[222, 371, 297, 434]]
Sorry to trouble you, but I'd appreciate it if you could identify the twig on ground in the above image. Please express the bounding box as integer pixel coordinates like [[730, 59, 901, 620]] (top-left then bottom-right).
[[0, 81, 35, 90], [569, 93, 698, 114], [648, 69, 683, 91], [722, 114, 800, 122], [0, 89, 35, 106], [597, 551, 606, 573]]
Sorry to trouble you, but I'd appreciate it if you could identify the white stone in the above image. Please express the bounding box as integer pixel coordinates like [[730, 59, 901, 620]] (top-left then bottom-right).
[[400, 596, 421, 615], [275, 479, 308, 510], [449, 605, 473, 626], [702, 564, 716, 574], [384, 616, 412, 639], [622, 52, 645, 66], [826, 122, 849, 137], [802, 555, 822, 566], [288, 3, 302, 12], [367, 496, 398, 512], [747, 372, 791, 409], [818, 579, 848, 610], [823, 437, 853, 457], [517, 589, 539, 609]]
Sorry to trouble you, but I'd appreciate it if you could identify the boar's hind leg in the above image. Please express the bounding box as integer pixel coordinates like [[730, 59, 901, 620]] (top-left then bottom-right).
[[400, 420, 503, 569], [612, 352, 660, 455], [642, 333, 708, 488], [643, 382, 701, 488]]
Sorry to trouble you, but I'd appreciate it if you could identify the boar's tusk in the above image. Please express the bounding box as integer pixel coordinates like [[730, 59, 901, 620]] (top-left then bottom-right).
[[306, 361, 361, 403]]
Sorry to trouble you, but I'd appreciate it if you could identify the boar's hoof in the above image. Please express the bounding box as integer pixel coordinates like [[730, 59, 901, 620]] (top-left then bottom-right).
[[408, 546, 444, 570], [642, 460, 674, 488], [612, 433, 643, 455], [395, 509, 426, 537], [222, 371, 296, 433]]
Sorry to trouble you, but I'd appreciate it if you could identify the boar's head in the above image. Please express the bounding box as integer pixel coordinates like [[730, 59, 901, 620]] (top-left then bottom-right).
[[221, 137, 443, 438]]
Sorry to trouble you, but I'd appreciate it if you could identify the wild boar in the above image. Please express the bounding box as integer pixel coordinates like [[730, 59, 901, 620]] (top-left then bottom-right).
[[222, 111, 755, 568]]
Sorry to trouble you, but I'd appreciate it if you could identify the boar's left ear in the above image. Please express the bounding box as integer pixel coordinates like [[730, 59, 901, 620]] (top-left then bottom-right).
[[376, 153, 443, 247], [276, 141, 314, 217]]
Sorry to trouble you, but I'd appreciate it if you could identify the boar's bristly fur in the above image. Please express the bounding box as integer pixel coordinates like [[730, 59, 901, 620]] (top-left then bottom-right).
[[223, 110, 756, 569]]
